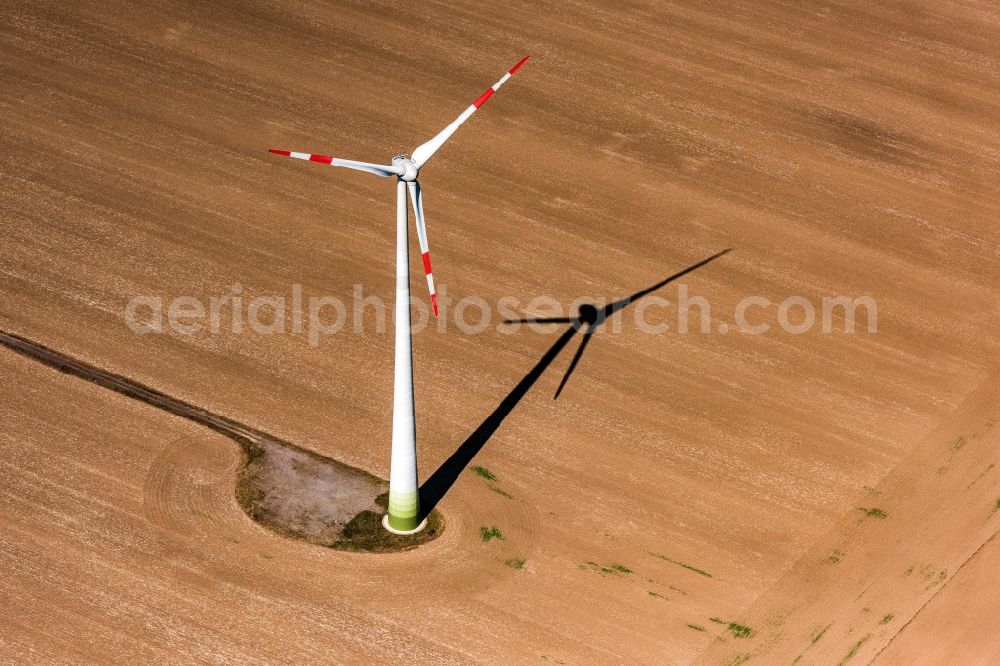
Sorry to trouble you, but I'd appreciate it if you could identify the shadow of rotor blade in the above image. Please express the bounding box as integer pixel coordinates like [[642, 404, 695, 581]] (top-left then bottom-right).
[[503, 317, 575, 325], [553, 325, 595, 399], [604, 248, 732, 318], [418, 324, 579, 517]]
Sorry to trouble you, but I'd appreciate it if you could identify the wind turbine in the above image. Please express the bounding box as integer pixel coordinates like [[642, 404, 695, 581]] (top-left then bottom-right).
[[269, 55, 531, 534]]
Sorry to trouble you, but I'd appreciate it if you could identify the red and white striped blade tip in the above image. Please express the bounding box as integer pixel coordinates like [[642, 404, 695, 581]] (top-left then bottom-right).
[[431, 294, 439, 317], [472, 55, 532, 108], [269, 148, 335, 164]]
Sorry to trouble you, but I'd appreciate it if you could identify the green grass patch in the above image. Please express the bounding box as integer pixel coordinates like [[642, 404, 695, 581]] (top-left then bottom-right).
[[837, 634, 871, 666], [650, 552, 712, 577], [470, 465, 497, 481], [688, 624, 706, 632], [880, 613, 894, 625], [925, 569, 948, 590], [648, 591, 666, 599], [488, 484, 514, 499], [811, 623, 832, 644], [504, 557, 525, 570], [480, 526, 503, 542], [708, 617, 754, 639], [335, 507, 444, 552], [858, 507, 888, 519], [953, 436, 967, 452], [582, 561, 631, 576], [727, 623, 754, 639], [967, 462, 996, 491], [826, 549, 843, 564], [991, 498, 1000, 517]]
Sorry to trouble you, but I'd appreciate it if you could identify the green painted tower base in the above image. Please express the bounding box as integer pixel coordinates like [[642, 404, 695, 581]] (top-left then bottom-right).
[[382, 514, 428, 535]]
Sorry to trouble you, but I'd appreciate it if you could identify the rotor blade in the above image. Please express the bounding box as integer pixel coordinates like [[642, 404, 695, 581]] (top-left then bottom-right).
[[407, 181, 438, 317], [410, 55, 530, 169], [553, 324, 594, 399], [268, 149, 402, 177]]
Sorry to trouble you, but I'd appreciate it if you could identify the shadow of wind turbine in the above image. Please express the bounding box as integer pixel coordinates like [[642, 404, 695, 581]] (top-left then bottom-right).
[[417, 249, 731, 517], [508, 248, 732, 399]]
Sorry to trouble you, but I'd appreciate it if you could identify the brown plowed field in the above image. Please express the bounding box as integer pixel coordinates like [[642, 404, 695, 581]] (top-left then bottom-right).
[[1, 1, 998, 662]]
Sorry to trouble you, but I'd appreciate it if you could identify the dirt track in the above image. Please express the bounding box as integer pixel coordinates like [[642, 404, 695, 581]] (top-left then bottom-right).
[[0, 329, 265, 442], [2, 1, 999, 663], [0, 328, 407, 549]]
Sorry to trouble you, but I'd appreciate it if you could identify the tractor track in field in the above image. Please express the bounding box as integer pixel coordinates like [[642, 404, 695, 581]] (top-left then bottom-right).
[[0, 328, 402, 549], [0, 329, 267, 445]]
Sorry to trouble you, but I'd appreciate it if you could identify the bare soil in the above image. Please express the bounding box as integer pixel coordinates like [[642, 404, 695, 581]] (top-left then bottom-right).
[[1, 1, 999, 663]]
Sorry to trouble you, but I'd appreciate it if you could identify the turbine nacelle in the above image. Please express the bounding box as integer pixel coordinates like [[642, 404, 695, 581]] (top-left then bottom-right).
[[392, 155, 419, 182]]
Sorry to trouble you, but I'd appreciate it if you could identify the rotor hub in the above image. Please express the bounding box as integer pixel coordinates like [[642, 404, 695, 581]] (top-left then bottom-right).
[[578, 303, 600, 325], [393, 154, 419, 182]]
